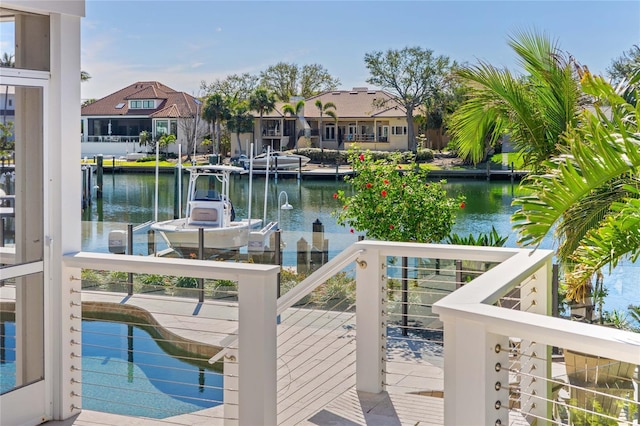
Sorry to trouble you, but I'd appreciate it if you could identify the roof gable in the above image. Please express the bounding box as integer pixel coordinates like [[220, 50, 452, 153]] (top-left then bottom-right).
[[81, 81, 199, 118]]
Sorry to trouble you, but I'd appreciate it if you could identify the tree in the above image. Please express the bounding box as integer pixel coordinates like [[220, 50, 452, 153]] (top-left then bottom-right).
[[260, 62, 339, 101], [314, 100, 337, 156], [178, 99, 208, 161], [201, 93, 231, 156], [299, 64, 341, 98], [282, 99, 305, 150], [1, 53, 14, 126], [248, 88, 276, 149], [607, 45, 640, 84], [226, 100, 254, 155], [364, 46, 452, 152], [157, 133, 176, 155], [512, 70, 640, 302], [334, 150, 463, 242], [201, 73, 259, 102], [447, 31, 584, 169], [81, 70, 91, 82]]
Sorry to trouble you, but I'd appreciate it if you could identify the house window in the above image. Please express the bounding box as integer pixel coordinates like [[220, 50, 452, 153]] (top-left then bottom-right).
[[8, 99, 12, 107], [325, 123, 335, 140], [156, 120, 169, 136], [143, 100, 154, 109], [170, 119, 177, 136], [392, 126, 407, 135], [130, 100, 142, 109]]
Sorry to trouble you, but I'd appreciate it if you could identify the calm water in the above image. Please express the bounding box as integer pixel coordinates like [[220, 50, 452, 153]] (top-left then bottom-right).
[[81, 172, 639, 315], [1, 320, 222, 417]]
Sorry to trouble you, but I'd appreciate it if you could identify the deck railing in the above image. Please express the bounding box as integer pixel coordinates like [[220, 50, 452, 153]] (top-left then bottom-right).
[[48, 242, 640, 424]]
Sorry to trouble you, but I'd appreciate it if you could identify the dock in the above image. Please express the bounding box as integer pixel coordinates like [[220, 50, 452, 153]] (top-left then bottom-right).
[[93, 162, 528, 181]]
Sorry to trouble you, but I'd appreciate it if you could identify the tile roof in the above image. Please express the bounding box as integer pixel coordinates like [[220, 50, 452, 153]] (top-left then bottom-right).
[[255, 87, 409, 120], [81, 81, 199, 118]]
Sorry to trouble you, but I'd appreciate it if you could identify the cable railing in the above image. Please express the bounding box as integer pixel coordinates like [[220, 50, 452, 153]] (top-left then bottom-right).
[[8, 242, 631, 425]]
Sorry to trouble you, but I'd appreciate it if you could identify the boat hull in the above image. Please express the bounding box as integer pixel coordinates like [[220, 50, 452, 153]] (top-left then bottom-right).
[[152, 218, 262, 257]]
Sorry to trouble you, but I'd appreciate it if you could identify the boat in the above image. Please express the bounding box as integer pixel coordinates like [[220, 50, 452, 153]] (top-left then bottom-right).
[[238, 151, 310, 170], [151, 165, 269, 258]]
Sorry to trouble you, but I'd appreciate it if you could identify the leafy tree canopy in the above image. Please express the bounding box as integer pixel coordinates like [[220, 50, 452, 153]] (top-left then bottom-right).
[[260, 62, 339, 101], [201, 73, 259, 101], [607, 45, 640, 84], [364, 46, 452, 151]]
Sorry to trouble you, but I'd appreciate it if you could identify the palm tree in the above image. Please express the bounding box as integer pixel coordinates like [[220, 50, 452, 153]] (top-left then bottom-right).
[[1, 53, 14, 126], [314, 99, 337, 157], [282, 99, 305, 150], [448, 31, 584, 170], [81, 70, 91, 82], [227, 99, 254, 155], [512, 70, 640, 302], [201, 93, 231, 157], [248, 88, 276, 151]]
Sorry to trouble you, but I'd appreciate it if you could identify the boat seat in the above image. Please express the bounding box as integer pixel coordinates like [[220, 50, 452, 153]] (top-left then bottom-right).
[[188, 201, 221, 226]]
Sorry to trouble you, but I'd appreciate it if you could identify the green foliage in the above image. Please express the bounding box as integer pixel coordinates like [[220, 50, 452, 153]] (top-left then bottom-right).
[[109, 271, 127, 281], [139, 130, 151, 146], [139, 274, 167, 286], [334, 150, 463, 242], [448, 30, 583, 169], [490, 152, 525, 170], [176, 276, 198, 288], [446, 226, 508, 247], [364, 46, 453, 152], [0, 121, 14, 153], [310, 272, 355, 310], [295, 147, 433, 164], [513, 70, 640, 301], [567, 398, 621, 426]]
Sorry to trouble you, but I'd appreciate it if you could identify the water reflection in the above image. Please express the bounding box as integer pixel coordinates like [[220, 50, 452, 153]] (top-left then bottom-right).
[[80, 173, 637, 313]]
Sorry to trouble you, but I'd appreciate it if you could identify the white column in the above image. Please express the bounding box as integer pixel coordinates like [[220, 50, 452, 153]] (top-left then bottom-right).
[[442, 315, 509, 425], [49, 11, 83, 421], [355, 248, 385, 393], [519, 260, 553, 424], [237, 273, 277, 426]]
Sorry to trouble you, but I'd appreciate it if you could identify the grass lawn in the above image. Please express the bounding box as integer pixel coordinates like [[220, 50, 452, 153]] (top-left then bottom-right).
[[490, 152, 525, 170]]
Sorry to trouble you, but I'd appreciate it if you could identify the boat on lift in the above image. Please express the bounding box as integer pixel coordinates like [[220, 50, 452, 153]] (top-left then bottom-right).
[[151, 164, 270, 258], [238, 151, 310, 170]]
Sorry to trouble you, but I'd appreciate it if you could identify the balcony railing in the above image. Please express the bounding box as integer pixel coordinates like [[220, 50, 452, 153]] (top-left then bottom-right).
[[83, 135, 140, 143], [7, 241, 633, 424]]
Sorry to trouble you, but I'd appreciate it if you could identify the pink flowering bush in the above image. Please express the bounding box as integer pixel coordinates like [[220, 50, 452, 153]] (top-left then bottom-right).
[[334, 150, 464, 242]]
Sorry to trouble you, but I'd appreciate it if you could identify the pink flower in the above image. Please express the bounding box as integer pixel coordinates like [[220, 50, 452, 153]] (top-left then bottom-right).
[[333, 193, 338, 199], [460, 201, 466, 209], [359, 154, 365, 161], [366, 182, 372, 188], [389, 224, 395, 230], [381, 190, 387, 197], [350, 228, 354, 234], [383, 179, 389, 184]]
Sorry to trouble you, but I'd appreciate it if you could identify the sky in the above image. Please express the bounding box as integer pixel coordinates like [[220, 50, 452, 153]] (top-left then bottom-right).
[[55, 1, 640, 100]]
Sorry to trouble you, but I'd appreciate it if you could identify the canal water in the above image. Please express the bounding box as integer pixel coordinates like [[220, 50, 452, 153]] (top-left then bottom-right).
[[81, 172, 639, 316]]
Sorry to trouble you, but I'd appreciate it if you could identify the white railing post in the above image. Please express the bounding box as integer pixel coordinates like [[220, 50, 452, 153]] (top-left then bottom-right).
[[518, 259, 553, 424], [236, 273, 277, 426], [355, 248, 386, 393], [59, 263, 83, 417], [441, 315, 509, 425], [224, 348, 239, 425]]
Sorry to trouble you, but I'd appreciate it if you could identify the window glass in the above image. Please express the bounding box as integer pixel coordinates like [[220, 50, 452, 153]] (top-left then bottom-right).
[[130, 100, 142, 109], [143, 100, 154, 109], [0, 85, 43, 268], [156, 120, 168, 136]]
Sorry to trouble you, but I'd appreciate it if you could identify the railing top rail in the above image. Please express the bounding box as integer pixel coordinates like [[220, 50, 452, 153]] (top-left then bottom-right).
[[63, 251, 280, 281], [354, 240, 525, 263], [432, 248, 640, 364]]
